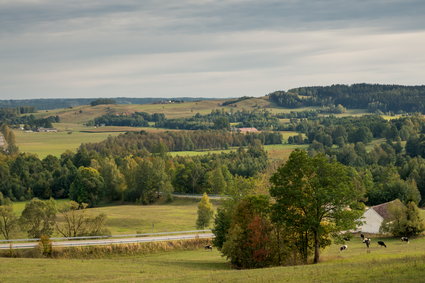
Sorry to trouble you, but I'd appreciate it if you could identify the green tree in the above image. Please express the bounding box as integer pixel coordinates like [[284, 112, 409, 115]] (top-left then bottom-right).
[[0, 203, 19, 239], [381, 200, 425, 237], [270, 150, 364, 264], [70, 167, 104, 207], [220, 195, 274, 269], [20, 198, 57, 238], [196, 193, 214, 229], [99, 158, 127, 201]]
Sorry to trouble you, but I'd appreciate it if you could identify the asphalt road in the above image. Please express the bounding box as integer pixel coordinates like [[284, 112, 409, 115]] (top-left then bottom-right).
[[0, 233, 214, 250]]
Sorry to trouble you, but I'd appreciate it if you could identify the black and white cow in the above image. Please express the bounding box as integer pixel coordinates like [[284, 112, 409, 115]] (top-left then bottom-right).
[[340, 245, 348, 251], [204, 245, 213, 250], [377, 241, 387, 248], [363, 238, 371, 248], [401, 237, 409, 243]]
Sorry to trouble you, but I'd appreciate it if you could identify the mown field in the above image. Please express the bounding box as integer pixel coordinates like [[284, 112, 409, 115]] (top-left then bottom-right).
[[1, 236, 424, 282]]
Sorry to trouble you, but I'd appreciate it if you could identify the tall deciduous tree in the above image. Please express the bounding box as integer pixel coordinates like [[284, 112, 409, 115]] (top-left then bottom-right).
[[270, 150, 364, 264], [196, 193, 214, 229], [0, 202, 19, 239], [20, 198, 57, 238], [70, 167, 104, 207]]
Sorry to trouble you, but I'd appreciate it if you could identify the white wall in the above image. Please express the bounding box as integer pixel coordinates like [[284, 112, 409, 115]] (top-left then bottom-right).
[[357, 208, 384, 234]]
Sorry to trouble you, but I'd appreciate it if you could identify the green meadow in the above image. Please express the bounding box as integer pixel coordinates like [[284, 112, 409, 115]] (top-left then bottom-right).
[[1, 236, 424, 282], [11, 199, 202, 237]]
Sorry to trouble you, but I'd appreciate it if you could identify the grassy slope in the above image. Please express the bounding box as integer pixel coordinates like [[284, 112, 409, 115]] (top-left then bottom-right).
[[11, 199, 202, 237], [86, 199, 201, 235], [1, 236, 425, 282]]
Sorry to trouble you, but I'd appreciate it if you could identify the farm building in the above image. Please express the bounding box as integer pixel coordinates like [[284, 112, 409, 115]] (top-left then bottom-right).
[[357, 199, 403, 234]]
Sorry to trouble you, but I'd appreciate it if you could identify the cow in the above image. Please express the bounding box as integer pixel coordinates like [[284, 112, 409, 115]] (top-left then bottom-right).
[[204, 245, 213, 250], [340, 245, 348, 251], [401, 237, 409, 243], [360, 233, 365, 240], [343, 237, 350, 242], [377, 241, 387, 248], [363, 238, 371, 248]]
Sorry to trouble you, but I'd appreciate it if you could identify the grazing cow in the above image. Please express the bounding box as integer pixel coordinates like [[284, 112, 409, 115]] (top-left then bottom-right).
[[401, 237, 409, 243], [363, 238, 371, 248], [360, 233, 365, 240], [343, 237, 350, 241], [340, 245, 348, 251], [377, 241, 387, 248], [204, 245, 213, 250]]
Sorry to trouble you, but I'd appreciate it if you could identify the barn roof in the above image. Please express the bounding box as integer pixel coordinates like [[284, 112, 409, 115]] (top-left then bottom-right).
[[371, 199, 402, 219]]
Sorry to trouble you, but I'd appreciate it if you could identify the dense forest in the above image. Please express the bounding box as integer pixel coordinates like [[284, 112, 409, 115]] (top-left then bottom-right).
[[269, 84, 425, 112], [0, 141, 268, 205]]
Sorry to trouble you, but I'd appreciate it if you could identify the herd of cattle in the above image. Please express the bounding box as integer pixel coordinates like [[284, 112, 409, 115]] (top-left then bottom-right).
[[340, 234, 410, 251]]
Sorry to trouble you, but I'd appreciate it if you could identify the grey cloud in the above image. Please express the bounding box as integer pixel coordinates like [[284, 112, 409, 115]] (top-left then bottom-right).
[[1, 0, 425, 99]]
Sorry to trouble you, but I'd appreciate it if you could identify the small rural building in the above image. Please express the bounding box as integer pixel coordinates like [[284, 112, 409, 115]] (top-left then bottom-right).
[[237, 127, 259, 134], [357, 200, 402, 234]]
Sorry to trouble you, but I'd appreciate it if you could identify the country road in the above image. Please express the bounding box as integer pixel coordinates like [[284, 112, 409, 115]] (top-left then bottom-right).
[[0, 233, 214, 250]]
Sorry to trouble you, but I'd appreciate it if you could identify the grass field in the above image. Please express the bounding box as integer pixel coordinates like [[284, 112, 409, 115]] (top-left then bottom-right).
[[13, 129, 122, 158], [1, 236, 424, 282], [170, 143, 308, 162], [11, 199, 203, 237], [86, 199, 202, 235]]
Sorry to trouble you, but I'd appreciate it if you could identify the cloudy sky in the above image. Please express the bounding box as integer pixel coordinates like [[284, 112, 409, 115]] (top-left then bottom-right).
[[1, 0, 425, 99]]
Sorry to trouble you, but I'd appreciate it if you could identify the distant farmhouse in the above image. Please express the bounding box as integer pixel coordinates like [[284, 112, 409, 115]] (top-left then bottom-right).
[[357, 200, 402, 234]]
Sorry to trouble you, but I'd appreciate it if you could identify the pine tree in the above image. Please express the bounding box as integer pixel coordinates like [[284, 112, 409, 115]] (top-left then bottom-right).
[[196, 193, 214, 229]]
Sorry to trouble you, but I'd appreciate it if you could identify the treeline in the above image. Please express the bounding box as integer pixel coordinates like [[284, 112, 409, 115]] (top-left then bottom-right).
[[82, 130, 282, 157], [269, 84, 425, 113], [156, 109, 280, 130], [0, 140, 268, 205], [90, 98, 117, 106], [284, 115, 423, 146], [88, 109, 281, 131], [0, 107, 36, 118], [88, 112, 165, 127], [0, 107, 59, 130]]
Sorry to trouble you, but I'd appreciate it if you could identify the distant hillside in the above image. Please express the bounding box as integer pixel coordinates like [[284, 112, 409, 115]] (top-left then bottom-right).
[[0, 97, 219, 110], [269, 83, 425, 113]]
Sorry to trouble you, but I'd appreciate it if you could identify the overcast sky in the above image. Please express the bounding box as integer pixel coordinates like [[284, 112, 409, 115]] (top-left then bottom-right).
[[1, 0, 425, 99]]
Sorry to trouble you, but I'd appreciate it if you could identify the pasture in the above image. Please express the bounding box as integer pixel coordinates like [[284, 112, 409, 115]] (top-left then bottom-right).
[[1, 236, 424, 282], [11, 199, 202, 237]]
